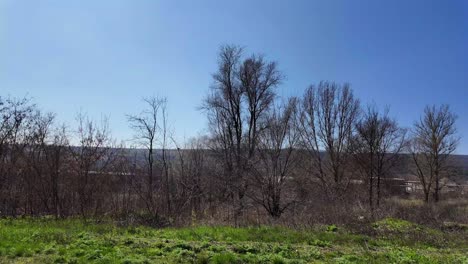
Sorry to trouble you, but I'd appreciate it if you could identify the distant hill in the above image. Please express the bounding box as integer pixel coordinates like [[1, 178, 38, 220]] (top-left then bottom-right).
[[452, 155, 468, 171], [78, 147, 468, 181]]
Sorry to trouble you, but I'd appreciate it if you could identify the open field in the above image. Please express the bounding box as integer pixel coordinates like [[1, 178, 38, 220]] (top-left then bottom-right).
[[0, 218, 466, 264]]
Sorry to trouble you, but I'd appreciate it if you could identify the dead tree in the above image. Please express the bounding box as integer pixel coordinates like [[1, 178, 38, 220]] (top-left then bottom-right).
[[353, 106, 406, 210], [297, 82, 360, 199], [409, 105, 459, 203]]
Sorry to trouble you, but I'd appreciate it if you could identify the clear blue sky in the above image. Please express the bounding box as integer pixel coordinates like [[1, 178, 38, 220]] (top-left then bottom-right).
[[1, 0, 467, 153]]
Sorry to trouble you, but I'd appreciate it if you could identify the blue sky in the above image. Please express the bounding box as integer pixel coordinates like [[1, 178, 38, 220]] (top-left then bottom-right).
[[1, 0, 467, 153]]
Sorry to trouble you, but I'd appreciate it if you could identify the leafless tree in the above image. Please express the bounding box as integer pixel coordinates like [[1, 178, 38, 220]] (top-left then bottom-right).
[[127, 96, 169, 218], [251, 98, 299, 218], [69, 112, 113, 218], [297, 82, 360, 199], [44, 124, 69, 218], [203, 45, 243, 206], [0, 96, 34, 216], [170, 136, 209, 221], [22, 110, 56, 215], [352, 106, 407, 210], [240, 54, 280, 159], [409, 105, 459, 203], [160, 101, 172, 215], [202, 45, 282, 224]]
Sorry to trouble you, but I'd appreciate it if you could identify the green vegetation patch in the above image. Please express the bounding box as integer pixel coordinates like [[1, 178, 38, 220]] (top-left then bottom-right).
[[0, 218, 466, 263], [373, 218, 419, 233]]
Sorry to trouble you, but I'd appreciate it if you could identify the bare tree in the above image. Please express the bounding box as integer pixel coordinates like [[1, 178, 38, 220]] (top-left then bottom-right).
[[409, 105, 459, 203], [23, 110, 56, 215], [240, 54, 281, 159], [251, 98, 299, 218], [353, 106, 407, 210], [0, 96, 34, 216], [297, 82, 360, 199], [127, 96, 169, 218], [44, 124, 69, 218], [171, 136, 209, 221], [202, 45, 282, 224], [69, 113, 112, 218], [203, 45, 243, 208], [160, 101, 172, 215]]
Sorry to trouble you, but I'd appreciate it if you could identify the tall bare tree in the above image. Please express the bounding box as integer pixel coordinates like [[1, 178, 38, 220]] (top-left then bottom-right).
[[127, 96, 169, 217], [204, 45, 243, 206], [409, 105, 459, 203], [202, 45, 282, 224], [353, 106, 406, 210], [160, 100, 172, 215], [297, 82, 360, 199], [240, 54, 280, 159]]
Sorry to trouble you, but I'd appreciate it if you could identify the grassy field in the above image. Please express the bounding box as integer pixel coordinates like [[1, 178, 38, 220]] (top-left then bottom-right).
[[0, 218, 466, 263]]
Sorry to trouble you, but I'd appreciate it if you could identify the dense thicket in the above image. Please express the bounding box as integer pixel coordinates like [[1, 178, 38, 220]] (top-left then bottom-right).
[[0, 45, 465, 226]]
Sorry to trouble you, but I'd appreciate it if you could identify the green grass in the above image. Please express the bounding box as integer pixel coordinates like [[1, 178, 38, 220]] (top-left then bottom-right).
[[0, 218, 466, 263]]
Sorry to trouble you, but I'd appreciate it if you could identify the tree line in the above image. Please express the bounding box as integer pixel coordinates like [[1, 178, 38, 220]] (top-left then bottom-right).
[[0, 45, 461, 225]]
